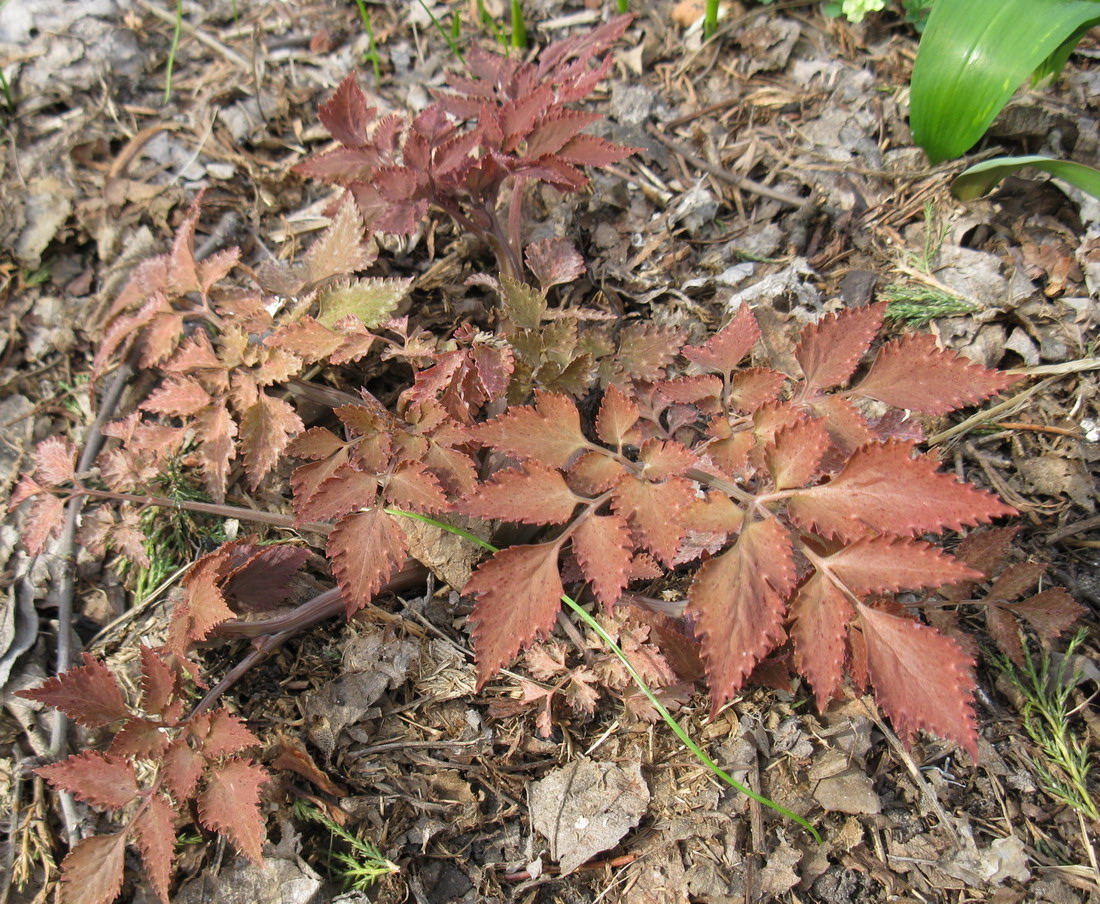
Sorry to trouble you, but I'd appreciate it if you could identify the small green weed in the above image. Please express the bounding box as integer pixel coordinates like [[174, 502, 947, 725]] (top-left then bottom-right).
[[994, 630, 1099, 822], [124, 462, 225, 601], [881, 284, 977, 326], [292, 800, 399, 891]]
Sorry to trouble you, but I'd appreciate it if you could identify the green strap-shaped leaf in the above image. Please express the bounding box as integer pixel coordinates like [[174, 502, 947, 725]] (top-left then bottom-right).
[[911, 0, 1100, 164], [952, 154, 1100, 201]]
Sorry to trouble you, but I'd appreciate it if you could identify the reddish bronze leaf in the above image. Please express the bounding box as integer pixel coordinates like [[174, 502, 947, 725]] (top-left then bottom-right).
[[728, 367, 787, 413], [327, 508, 409, 614], [1010, 588, 1084, 639], [683, 491, 745, 537], [567, 451, 627, 495], [820, 537, 984, 596], [471, 390, 592, 468], [806, 394, 875, 457], [34, 436, 77, 486], [134, 792, 176, 904], [191, 402, 237, 502], [290, 450, 349, 519], [857, 603, 978, 758], [240, 392, 304, 489], [788, 441, 1015, 542], [299, 463, 379, 522], [222, 545, 310, 611], [383, 460, 449, 513], [595, 383, 640, 448], [766, 417, 829, 490], [612, 475, 693, 566], [20, 491, 65, 556], [638, 439, 698, 480], [794, 302, 886, 392], [953, 525, 1020, 578], [287, 426, 345, 461], [162, 737, 204, 801], [572, 512, 633, 611], [687, 518, 797, 712], [141, 377, 212, 417], [37, 752, 140, 810], [180, 554, 235, 643], [139, 646, 177, 717], [790, 572, 853, 711], [853, 333, 1023, 415], [524, 237, 585, 293], [318, 74, 375, 147], [198, 758, 269, 863], [615, 323, 685, 381], [200, 708, 261, 759], [986, 561, 1045, 602], [459, 463, 579, 523], [59, 832, 128, 904], [109, 718, 171, 759], [16, 653, 129, 728], [464, 540, 566, 688], [682, 305, 760, 377]]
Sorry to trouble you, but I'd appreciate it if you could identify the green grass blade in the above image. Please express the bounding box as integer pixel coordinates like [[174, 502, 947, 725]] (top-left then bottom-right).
[[910, 0, 1100, 164], [952, 154, 1100, 201], [385, 508, 822, 843], [510, 0, 527, 49], [352, 0, 383, 85]]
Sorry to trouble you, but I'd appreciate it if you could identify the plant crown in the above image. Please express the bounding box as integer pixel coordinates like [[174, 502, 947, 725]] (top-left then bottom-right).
[[10, 14, 1084, 904]]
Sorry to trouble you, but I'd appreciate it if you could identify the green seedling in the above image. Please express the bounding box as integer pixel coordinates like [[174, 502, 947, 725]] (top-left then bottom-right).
[[882, 285, 977, 327], [993, 630, 1099, 822], [293, 800, 400, 891]]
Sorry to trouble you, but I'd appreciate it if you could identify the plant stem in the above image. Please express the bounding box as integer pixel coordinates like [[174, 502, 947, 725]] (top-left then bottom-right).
[[384, 508, 823, 843], [703, 0, 719, 40], [63, 485, 331, 535]]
